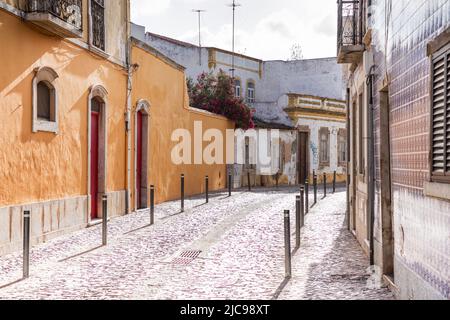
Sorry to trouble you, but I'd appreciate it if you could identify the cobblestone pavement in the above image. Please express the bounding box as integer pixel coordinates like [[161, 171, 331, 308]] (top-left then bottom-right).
[[0, 187, 394, 300]]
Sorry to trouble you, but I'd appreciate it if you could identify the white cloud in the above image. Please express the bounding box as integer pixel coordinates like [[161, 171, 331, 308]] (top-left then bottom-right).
[[131, 0, 338, 60], [131, 0, 171, 19]]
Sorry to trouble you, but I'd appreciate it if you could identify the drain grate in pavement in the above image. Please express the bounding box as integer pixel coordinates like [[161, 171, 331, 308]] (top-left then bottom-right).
[[172, 250, 202, 265], [329, 273, 369, 282]]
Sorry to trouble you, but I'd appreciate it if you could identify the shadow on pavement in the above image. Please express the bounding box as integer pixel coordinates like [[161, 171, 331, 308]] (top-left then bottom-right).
[[59, 245, 104, 263]]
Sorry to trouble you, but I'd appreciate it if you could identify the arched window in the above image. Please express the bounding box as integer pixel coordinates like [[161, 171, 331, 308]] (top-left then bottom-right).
[[37, 81, 52, 120], [246, 81, 255, 103], [32, 67, 59, 133], [234, 79, 241, 98]]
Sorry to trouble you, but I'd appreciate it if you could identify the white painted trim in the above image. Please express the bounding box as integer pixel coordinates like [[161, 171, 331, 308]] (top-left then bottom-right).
[[134, 99, 150, 210], [87, 85, 109, 223], [32, 67, 59, 134]]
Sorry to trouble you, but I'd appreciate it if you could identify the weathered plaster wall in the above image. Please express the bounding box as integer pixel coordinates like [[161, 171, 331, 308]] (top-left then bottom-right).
[[232, 129, 297, 188], [0, 10, 127, 253], [0, 0, 130, 65], [259, 58, 345, 103], [135, 24, 345, 127], [139, 29, 210, 81], [131, 43, 235, 207], [295, 118, 347, 180]]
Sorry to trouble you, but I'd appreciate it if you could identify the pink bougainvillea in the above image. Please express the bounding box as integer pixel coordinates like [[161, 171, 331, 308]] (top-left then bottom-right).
[[187, 70, 254, 130]]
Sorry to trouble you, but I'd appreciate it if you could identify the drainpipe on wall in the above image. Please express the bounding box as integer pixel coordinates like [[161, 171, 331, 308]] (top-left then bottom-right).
[[125, 4, 132, 215], [366, 66, 376, 266]]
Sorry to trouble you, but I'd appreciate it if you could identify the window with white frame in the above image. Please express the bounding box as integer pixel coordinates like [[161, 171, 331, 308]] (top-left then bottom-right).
[[234, 79, 241, 98], [319, 127, 330, 166], [246, 81, 255, 103], [338, 128, 347, 165], [32, 67, 59, 133]]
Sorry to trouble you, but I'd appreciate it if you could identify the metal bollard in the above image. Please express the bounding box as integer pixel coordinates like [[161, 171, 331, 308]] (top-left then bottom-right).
[[150, 185, 155, 225], [305, 180, 309, 214], [313, 174, 318, 205], [333, 171, 337, 193], [300, 186, 305, 228], [295, 196, 301, 249], [284, 210, 292, 278], [23, 210, 30, 279], [323, 173, 327, 198], [181, 174, 185, 212], [228, 171, 232, 197], [247, 171, 251, 191], [205, 176, 209, 203], [102, 194, 108, 246]]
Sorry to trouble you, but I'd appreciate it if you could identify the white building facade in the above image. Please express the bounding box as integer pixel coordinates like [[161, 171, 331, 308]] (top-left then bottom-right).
[[132, 23, 346, 186]]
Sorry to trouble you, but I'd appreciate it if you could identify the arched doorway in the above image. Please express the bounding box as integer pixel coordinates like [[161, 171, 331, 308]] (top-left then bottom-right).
[[88, 85, 108, 221], [135, 100, 150, 210]]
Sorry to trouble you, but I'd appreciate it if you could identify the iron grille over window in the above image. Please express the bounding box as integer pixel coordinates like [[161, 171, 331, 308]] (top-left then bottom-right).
[[431, 45, 450, 181], [28, 0, 82, 30], [337, 0, 363, 49], [91, 0, 105, 51]]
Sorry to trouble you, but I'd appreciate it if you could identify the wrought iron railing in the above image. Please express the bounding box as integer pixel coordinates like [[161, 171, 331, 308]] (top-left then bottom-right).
[[337, 0, 364, 50], [28, 0, 82, 30]]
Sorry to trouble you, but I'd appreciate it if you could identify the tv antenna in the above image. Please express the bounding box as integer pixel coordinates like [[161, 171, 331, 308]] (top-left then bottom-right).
[[192, 9, 206, 66], [227, 0, 241, 78]]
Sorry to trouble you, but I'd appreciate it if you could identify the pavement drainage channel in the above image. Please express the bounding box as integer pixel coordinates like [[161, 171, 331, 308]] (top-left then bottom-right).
[[171, 250, 202, 265]]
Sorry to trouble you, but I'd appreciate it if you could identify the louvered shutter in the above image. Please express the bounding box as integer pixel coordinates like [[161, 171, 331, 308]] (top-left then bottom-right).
[[431, 50, 449, 175]]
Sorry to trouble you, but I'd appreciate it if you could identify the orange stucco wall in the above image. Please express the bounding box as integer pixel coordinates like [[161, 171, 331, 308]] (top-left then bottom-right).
[[0, 10, 127, 207], [131, 45, 235, 207]]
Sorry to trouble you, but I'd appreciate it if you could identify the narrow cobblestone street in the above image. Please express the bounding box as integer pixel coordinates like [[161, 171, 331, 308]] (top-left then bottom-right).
[[0, 187, 393, 300]]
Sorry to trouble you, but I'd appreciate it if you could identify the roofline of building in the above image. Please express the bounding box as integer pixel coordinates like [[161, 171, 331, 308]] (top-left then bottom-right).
[[265, 56, 338, 63], [143, 31, 337, 65], [145, 31, 198, 49], [146, 32, 264, 63], [287, 93, 346, 104], [131, 37, 186, 72], [253, 117, 296, 130], [207, 47, 263, 63]]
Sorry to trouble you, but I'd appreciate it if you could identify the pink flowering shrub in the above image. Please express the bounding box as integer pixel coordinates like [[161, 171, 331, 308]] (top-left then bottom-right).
[[187, 70, 254, 130]]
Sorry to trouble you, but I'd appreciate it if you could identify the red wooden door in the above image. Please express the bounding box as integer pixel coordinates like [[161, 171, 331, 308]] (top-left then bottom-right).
[[136, 111, 143, 208], [90, 111, 99, 219]]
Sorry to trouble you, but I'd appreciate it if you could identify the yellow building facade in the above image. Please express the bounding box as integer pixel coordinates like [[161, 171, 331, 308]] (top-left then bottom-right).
[[129, 38, 234, 210], [0, 1, 234, 255]]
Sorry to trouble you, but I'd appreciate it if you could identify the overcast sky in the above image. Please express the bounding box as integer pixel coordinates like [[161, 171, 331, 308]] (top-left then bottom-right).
[[131, 0, 337, 61]]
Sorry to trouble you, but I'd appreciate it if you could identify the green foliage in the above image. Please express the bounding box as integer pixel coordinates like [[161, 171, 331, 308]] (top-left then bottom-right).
[[187, 70, 254, 130]]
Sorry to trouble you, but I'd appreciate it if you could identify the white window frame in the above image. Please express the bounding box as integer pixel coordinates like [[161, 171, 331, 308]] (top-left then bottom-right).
[[32, 67, 59, 134], [235, 79, 242, 98], [246, 81, 255, 103]]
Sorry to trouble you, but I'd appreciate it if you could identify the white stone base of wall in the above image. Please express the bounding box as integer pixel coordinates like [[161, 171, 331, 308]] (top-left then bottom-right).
[[0, 190, 126, 256]]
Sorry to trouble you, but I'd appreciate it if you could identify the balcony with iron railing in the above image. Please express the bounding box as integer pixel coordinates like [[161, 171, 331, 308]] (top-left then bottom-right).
[[337, 0, 365, 64], [26, 0, 83, 38]]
